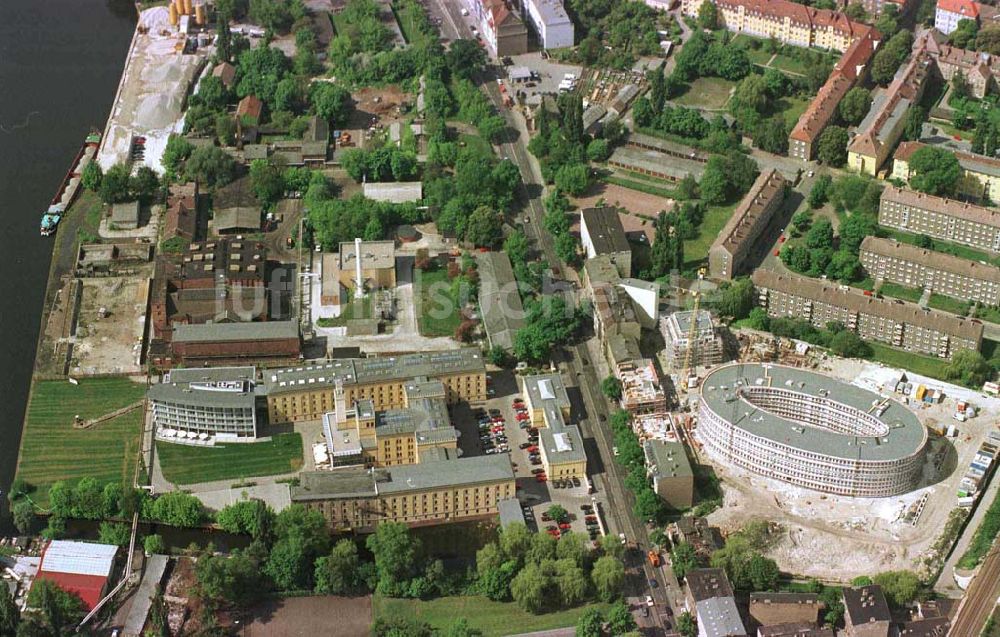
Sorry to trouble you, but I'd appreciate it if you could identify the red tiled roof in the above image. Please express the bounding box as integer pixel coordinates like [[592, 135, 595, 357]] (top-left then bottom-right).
[[936, 0, 980, 17], [236, 95, 263, 121]]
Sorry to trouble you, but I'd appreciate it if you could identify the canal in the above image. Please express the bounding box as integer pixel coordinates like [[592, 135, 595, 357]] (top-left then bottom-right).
[[0, 0, 136, 527]]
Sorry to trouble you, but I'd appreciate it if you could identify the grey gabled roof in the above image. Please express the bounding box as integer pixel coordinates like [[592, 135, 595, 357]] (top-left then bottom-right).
[[172, 320, 300, 343]]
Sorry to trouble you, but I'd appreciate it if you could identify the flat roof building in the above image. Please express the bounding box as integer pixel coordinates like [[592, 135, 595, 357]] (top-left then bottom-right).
[[169, 321, 302, 367], [752, 269, 984, 359], [644, 440, 694, 510], [580, 207, 632, 276], [338, 239, 397, 294], [860, 236, 1000, 306], [362, 181, 423, 203], [111, 200, 140, 230], [291, 453, 515, 531], [879, 186, 1000, 254], [522, 374, 587, 480], [149, 366, 258, 442], [709, 169, 787, 280], [685, 568, 747, 637], [749, 593, 823, 629], [524, 0, 574, 49], [608, 145, 706, 184]]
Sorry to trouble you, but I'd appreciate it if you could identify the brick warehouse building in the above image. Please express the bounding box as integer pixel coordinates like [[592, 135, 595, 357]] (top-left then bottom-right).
[[752, 269, 983, 359]]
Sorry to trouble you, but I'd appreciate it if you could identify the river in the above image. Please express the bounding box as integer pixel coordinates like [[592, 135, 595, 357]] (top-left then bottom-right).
[[0, 0, 136, 526]]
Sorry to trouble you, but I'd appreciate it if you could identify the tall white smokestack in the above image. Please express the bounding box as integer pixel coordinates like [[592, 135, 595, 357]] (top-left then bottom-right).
[[354, 237, 364, 299]]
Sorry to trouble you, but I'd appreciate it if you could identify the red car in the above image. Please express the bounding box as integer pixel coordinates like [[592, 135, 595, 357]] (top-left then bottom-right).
[[536, 474, 548, 482], [491, 416, 504, 423], [558, 522, 571, 530], [526, 445, 538, 453], [774, 249, 781, 256], [516, 414, 530, 421]]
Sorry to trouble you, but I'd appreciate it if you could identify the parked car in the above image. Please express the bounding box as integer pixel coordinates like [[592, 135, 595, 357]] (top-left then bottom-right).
[[519, 442, 531, 449]]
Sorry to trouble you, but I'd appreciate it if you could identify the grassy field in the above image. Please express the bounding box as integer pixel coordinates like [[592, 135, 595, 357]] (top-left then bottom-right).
[[459, 133, 493, 156], [779, 95, 812, 128], [868, 342, 949, 380], [685, 203, 736, 267], [157, 433, 304, 485], [673, 77, 734, 110], [975, 305, 1000, 325], [603, 174, 678, 199], [928, 293, 972, 316], [373, 595, 612, 636], [878, 281, 923, 303], [883, 228, 1000, 266], [416, 267, 462, 337], [16, 377, 146, 505], [317, 295, 373, 328], [75, 191, 105, 244], [957, 484, 1000, 569]]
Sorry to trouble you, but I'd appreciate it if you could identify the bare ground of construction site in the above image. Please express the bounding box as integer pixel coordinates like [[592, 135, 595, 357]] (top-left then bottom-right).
[[703, 355, 1000, 582], [71, 274, 152, 376]]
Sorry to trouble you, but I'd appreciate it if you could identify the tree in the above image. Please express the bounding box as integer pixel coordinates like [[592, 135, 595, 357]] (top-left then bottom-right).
[[805, 218, 834, 250], [845, 2, 867, 20], [586, 138, 610, 162], [28, 580, 84, 635], [753, 117, 788, 155], [601, 376, 622, 401], [446, 39, 487, 80], [903, 105, 926, 142], [742, 553, 780, 591], [196, 550, 267, 608], [216, 500, 275, 540], [81, 160, 102, 192], [978, 23, 1000, 54], [442, 618, 482, 637], [162, 134, 194, 175], [839, 87, 872, 126], [0, 587, 18, 637], [465, 206, 503, 248], [808, 174, 833, 209], [697, 0, 718, 29], [554, 164, 590, 196], [249, 158, 285, 208], [817, 125, 849, 167], [576, 607, 604, 637], [950, 18, 979, 49], [872, 570, 923, 608], [908, 146, 962, 197], [715, 278, 755, 319], [944, 349, 994, 387], [11, 500, 34, 535], [671, 542, 700, 580], [479, 115, 507, 144], [825, 250, 862, 283], [677, 611, 697, 637], [607, 601, 637, 635], [367, 522, 421, 594], [98, 522, 131, 547], [144, 534, 166, 555], [184, 145, 237, 188], [99, 163, 132, 204], [591, 555, 626, 602], [875, 4, 899, 37], [143, 491, 204, 527], [871, 30, 913, 86], [746, 307, 770, 331], [554, 559, 588, 607], [546, 504, 569, 524], [315, 539, 365, 595], [510, 563, 549, 613], [851, 575, 874, 586]]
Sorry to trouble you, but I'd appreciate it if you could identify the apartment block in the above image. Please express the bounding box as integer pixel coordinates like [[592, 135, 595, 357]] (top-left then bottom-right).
[[843, 586, 892, 637], [893, 140, 1000, 202], [709, 169, 787, 280], [860, 236, 1000, 305], [265, 350, 487, 423], [291, 453, 516, 532], [749, 593, 823, 629], [935, 0, 984, 34], [878, 186, 1000, 253], [661, 310, 725, 369], [644, 440, 694, 510], [752, 269, 983, 358]]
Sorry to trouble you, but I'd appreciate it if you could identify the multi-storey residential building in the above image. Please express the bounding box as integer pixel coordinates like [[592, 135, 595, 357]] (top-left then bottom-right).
[[264, 350, 487, 423], [684, 569, 748, 637], [789, 28, 879, 160], [848, 53, 931, 175], [920, 31, 1000, 98], [291, 453, 516, 531], [467, 0, 528, 57], [661, 310, 725, 369], [580, 207, 632, 277], [860, 236, 1000, 305], [524, 0, 574, 49], [644, 440, 694, 509], [752, 269, 984, 358], [522, 374, 588, 480], [700, 364, 928, 497], [749, 593, 823, 629], [935, 0, 983, 34], [149, 366, 259, 442], [878, 186, 1000, 253], [321, 378, 459, 469], [893, 140, 1000, 202], [680, 0, 871, 52], [709, 169, 787, 280], [843, 586, 892, 637]]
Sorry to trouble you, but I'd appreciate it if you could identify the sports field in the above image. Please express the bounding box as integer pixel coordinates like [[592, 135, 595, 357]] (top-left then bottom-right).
[[16, 377, 146, 505], [156, 433, 304, 485]]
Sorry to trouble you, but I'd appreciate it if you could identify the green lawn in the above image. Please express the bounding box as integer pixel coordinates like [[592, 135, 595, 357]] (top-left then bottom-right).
[[416, 267, 463, 338], [928, 293, 972, 316], [373, 595, 612, 636], [779, 95, 812, 128], [878, 281, 923, 304], [157, 433, 304, 486], [868, 342, 950, 380], [317, 295, 373, 328], [975, 305, 1000, 325], [771, 52, 812, 75], [673, 77, 734, 110], [685, 203, 736, 267], [459, 133, 493, 155], [16, 377, 146, 505], [603, 174, 678, 199], [883, 228, 1000, 267]]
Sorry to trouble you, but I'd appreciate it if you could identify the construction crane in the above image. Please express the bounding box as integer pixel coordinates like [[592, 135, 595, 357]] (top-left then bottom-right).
[[680, 269, 707, 393]]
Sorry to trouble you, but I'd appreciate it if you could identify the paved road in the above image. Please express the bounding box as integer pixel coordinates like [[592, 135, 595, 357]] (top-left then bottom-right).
[[948, 544, 1000, 636]]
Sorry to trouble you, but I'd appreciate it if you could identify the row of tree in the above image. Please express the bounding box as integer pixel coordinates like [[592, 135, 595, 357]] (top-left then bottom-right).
[[607, 411, 672, 523]]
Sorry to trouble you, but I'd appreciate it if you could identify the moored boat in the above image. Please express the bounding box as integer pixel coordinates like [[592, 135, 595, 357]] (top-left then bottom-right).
[[40, 132, 101, 237]]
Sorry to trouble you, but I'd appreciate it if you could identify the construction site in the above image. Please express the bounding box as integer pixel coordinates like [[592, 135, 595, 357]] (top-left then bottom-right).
[[677, 330, 1000, 582]]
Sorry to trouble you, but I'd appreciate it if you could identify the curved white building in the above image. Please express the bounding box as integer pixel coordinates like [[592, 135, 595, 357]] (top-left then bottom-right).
[[698, 363, 927, 497]]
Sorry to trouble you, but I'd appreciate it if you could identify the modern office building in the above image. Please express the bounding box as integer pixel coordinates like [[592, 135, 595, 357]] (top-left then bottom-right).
[[644, 440, 694, 509], [264, 349, 487, 423], [752, 269, 984, 359], [699, 364, 928, 497], [522, 374, 587, 480], [680, 0, 871, 52], [291, 453, 516, 531], [879, 186, 1000, 254], [524, 0, 574, 49], [709, 169, 787, 280], [860, 236, 1000, 306], [149, 366, 259, 442], [893, 140, 1000, 202], [661, 310, 726, 369]]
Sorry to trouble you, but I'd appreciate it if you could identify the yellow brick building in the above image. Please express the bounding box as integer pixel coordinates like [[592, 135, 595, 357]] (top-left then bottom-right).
[[893, 141, 1000, 202], [521, 374, 588, 480], [265, 350, 487, 423]]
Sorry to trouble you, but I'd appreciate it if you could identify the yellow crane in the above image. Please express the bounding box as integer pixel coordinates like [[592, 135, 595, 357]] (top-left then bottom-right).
[[680, 269, 706, 392]]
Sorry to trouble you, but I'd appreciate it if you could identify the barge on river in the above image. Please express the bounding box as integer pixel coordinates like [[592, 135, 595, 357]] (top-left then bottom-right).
[[40, 132, 102, 237]]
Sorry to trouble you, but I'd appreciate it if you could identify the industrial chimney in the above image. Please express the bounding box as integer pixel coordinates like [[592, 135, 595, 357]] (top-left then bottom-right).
[[354, 237, 364, 299]]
